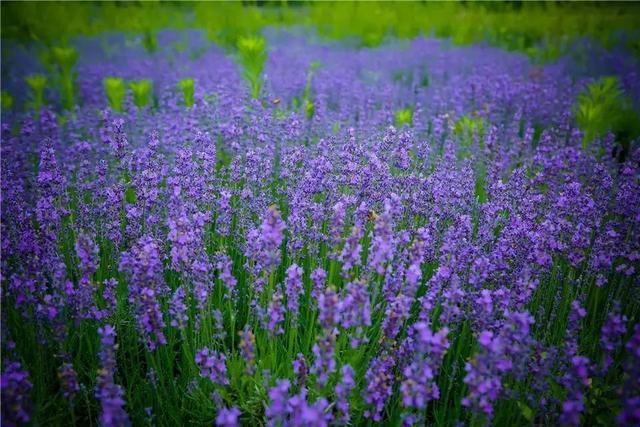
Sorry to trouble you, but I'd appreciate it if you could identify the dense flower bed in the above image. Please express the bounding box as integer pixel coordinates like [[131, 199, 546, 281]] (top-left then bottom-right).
[[1, 29, 639, 426]]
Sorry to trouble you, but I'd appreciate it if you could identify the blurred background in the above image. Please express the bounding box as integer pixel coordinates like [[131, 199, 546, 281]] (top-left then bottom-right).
[[2, 1, 640, 60]]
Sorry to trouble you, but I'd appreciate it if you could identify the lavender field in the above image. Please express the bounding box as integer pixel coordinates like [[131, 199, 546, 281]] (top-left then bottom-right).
[[1, 3, 640, 426]]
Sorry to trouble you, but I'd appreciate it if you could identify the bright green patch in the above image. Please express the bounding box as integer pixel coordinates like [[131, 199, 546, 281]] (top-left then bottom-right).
[[575, 76, 640, 151], [394, 108, 413, 127], [50, 46, 78, 110], [237, 35, 267, 99], [103, 77, 127, 112], [25, 74, 48, 112], [178, 78, 195, 107], [1, 90, 14, 110], [129, 79, 153, 109]]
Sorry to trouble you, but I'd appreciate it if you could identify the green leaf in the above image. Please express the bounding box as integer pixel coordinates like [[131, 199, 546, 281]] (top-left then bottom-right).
[[237, 35, 267, 99], [517, 401, 534, 422], [104, 77, 127, 112], [129, 79, 153, 108], [1, 90, 14, 109], [394, 108, 413, 127], [178, 78, 195, 107]]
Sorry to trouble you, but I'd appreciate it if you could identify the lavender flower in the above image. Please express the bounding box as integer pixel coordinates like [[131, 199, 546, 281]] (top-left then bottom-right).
[[618, 324, 640, 426], [559, 300, 590, 426], [101, 278, 119, 318], [266, 379, 291, 426], [462, 312, 535, 418], [285, 263, 304, 316], [401, 324, 449, 410], [367, 198, 397, 275], [335, 364, 355, 424], [58, 362, 80, 400], [318, 286, 340, 330], [216, 406, 241, 427], [266, 381, 332, 427], [249, 205, 286, 274], [119, 236, 167, 350], [216, 190, 233, 237], [266, 290, 286, 336], [217, 254, 238, 298], [600, 303, 627, 372], [340, 280, 371, 330], [330, 199, 347, 246], [293, 353, 308, 387], [1, 362, 32, 426], [310, 267, 327, 300], [339, 226, 363, 276], [75, 233, 99, 275], [311, 330, 338, 387], [239, 326, 256, 375], [363, 354, 396, 422], [195, 347, 229, 386], [96, 325, 130, 427], [169, 286, 189, 330], [287, 388, 332, 427]]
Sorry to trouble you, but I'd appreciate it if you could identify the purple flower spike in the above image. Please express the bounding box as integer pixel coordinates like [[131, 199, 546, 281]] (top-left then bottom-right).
[[195, 347, 229, 386], [216, 406, 241, 427], [1, 362, 33, 426]]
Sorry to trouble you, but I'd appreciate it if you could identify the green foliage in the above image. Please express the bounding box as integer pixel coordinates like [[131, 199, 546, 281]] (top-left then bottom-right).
[[194, 2, 272, 48], [576, 76, 624, 144], [302, 61, 321, 119], [103, 77, 127, 112], [304, 99, 315, 120], [51, 46, 78, 74], [517, 400, 534, 422], [394, 108, 413, 127], [142, 29, 158, 53], [2, 2, 639, 62], [1, 2, 187, 41], [454, 115, 486, 138], [309, 2, 640, 53], [178, 78, 195, 108], [25, 74, 48, 112], [1, 90, 14, 110], [237, 35, 267, 99], [575, 76, 640, 151], [454, 115, 487, 161], [50, 46, 79, 110], [129, 79, 153, 109], [420, 70, 430, 88]]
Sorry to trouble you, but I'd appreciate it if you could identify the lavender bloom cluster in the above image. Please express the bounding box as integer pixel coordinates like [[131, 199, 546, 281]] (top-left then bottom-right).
[[1, 27, 639, 426]]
